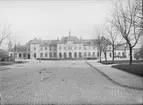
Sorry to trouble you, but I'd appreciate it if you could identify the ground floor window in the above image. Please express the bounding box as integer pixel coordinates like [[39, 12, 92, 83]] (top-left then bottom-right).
[[59, 53, 62, 58], [19, 53, 21, 58], [45, 52, 48, 57], [92, 52, 95, 57], [79, 52, 82, 58], [88, 52, 91, 57], [74, 52, 77, 58], [54, 52, 57, 57], [23, 53, 26, 58], [34, 53, 36, 58], [40, 53, 43, 58], [109, 53, 111, 57], [69, 52, 72, 58], [49, 52, 52, 58], [64, 53, 66, 58], [84, 52, 86, 57]]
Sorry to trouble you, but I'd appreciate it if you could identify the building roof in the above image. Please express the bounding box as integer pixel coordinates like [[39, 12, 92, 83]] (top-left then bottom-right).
[[30, 36, 98, 46]]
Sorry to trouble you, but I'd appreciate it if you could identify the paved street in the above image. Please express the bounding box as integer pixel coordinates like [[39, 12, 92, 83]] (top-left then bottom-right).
[[0, 60, 143, 105]]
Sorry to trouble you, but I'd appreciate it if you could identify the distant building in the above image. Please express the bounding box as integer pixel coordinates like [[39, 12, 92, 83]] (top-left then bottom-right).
[[30, 31, 99, 59], [9, 41, 31, 59]]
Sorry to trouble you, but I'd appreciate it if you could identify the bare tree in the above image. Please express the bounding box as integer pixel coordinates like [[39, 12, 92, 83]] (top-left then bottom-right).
[[111, 0, 142, 65], [11, 34, 20, 52], [96, 27, 104, 62], [101, 36, 110, 62], [0, 25, 12, 47], [106, 25, 125, 63]]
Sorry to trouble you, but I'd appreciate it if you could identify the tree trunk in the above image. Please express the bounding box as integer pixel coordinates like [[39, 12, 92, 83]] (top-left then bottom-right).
[[129, 46, 133, 65], [99, 50, 102, 62], [112, 46, 114, 63], [104, 52, 107, 61]]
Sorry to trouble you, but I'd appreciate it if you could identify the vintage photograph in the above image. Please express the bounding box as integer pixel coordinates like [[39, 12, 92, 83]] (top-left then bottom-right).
[[0, 0, 143, 105]]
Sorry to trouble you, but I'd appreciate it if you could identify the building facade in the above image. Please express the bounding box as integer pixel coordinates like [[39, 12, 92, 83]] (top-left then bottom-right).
[[30, 33, 99, 59]]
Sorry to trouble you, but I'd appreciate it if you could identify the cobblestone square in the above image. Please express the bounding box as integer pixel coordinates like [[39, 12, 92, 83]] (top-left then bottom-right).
[[0, 60, 143, 105]]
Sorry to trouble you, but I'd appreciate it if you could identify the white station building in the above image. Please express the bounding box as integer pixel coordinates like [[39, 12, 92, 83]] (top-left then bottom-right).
[[30, 31, 99, 59]]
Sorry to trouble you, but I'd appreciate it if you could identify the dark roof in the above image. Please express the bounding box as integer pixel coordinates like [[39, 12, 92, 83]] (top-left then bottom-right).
[[16, 45, 28, 52], [30, 36, 98, 46]]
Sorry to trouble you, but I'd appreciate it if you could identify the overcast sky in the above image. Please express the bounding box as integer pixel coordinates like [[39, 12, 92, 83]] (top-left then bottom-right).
[[0, 0, 118, 46]]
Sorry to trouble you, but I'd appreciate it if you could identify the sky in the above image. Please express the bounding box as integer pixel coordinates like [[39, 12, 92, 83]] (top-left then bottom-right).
[[0, 0, 118, 47]]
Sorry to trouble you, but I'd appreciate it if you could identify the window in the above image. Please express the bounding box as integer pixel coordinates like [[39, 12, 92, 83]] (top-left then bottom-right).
[[41, 47, 43, 51], [122, 52, 125, 56], [92, 52, 95, 57], [45, 52, 48, 57], [54, 47, 56, 51], [64, 53, 66, 58], [40, 53, 43, 57], [88, 52, 91, 57], [109, 53, 111, 57], [118, 52, 120, 56], [49, 47, 52, 50], [93, 46, 95, 50], [34, 47, 36, 50], [79, 52, 82, 58], [84, 46, 86, 50], [23, 53, 26, 58], [34, 53, 36, 58], [19, 53, 21, 58], [45, 47, 47, 50], [54, 52, 57, 57], [59, 53, 62, 58], [84, 52, 86, 57], [74, 52, 77, 58], [69, 52, 72, 58], [49, 52, 52, 57]]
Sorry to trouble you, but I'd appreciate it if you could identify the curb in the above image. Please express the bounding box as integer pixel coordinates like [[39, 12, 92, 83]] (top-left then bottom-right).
[[0, 68, 11, 71], [86, 61, 143, 91]]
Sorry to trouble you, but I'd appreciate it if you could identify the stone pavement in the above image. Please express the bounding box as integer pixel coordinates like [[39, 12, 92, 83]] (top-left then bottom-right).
[[0, 60, 143, 105], [87, 60, 143, 90]]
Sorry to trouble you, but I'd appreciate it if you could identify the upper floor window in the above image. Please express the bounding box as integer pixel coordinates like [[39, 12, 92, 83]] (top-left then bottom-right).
[[49, 47, 52, 50], [93, 46, 95, 50], [54, 47, 56, 51], [34, 47, 36, 50], [45, 47, 47, 50]]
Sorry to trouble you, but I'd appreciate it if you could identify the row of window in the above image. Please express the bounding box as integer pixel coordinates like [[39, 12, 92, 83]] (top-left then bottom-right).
[[33, 52, 97, 58], [109, 52, 125, 57], [58, 52, 96, 58], [33, 46, 56, 51], [40, 52, 57, 58], [59, 46, 96, 50]]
